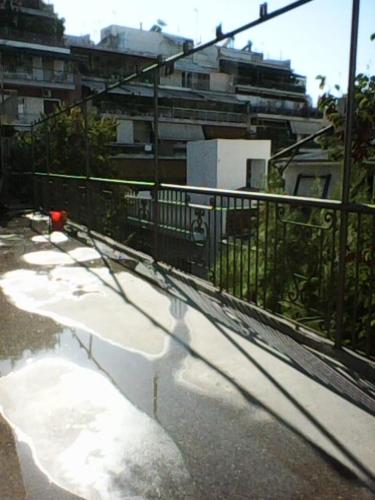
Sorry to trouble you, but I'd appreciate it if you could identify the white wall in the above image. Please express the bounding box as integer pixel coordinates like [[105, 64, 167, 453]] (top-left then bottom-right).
[[217, 140, 271, 190], [101, 25, 186, 58], [187, 139, 271, 191], [187, 140, 218, 188]]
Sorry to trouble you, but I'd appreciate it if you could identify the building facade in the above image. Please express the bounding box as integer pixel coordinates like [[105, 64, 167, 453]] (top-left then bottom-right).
[[0, 2, 326, 185], [0, 0, 76, 126]]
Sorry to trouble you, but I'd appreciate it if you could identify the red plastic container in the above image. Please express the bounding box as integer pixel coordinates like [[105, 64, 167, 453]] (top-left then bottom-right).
[[49, 211, 68, 232]]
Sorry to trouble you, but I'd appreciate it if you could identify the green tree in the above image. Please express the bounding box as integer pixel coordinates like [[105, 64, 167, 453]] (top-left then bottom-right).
[[215, 69, 375, 355]]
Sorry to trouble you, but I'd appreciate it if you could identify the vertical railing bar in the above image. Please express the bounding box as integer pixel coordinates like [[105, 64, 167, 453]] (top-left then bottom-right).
[[328, 210, 338, 338], [263, 201, 270, 309], [213, 195, 217, 287], [184, 191, 188, 271], [318, 225, 324, 301], [83, 101, 91, 231], [255, 200, 260, 304], [226, 196, 230, 293], [239, 197, 244, 300], [208, 196, 212, 280], [31, 125, 36, 210], [353, 212, 362, 349], [233, 197, 237, 297], [219, 195, 224, 291], [174, 189, 178, 267], [272, 202, 279, 312], [246, 196, 252, 303], [366, 216, 375, 355]]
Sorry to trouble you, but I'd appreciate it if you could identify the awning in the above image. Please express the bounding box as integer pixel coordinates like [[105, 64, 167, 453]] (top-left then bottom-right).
[[290, 120, 323, 135], [152, 123, 204, 141], [0, 39, 71, 59]]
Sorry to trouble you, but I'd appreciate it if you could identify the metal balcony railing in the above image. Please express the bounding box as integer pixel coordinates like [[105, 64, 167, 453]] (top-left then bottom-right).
[[3, 66, 74, 85], [31, 170, 375, 360], [100, 103, 248, 124], [235, 76, 307, 95], [0, 27, 65, 47], [250, 105, 323, 119]]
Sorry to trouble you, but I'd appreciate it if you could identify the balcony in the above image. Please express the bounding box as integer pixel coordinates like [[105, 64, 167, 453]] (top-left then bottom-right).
[[100, 103, 248, 125], [250, 104, 323, 119], [235, 75, 306, 95], [2, 66, 74, 88], [0, 27, 65, 47]]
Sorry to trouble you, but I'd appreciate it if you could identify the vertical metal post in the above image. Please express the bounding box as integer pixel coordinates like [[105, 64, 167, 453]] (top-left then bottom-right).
[[153, 63, 160, 261], [83, 102, 90, 180], [31, 124, 36, 210], [83, 101, 92, 232], [46, 123, 50, 175], [0, 50, 6, 205], [335, 0, 360, 348]]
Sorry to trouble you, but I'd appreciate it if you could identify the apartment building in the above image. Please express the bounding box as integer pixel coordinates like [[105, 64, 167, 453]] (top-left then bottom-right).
[[0, 3, 325, 184], [64, 24, 323, 182], [0, 0, 76, 126]]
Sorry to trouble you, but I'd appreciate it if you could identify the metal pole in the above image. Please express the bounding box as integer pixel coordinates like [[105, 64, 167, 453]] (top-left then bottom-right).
[[83, 102, 90, 179], [46, 124, 50, 175], [0, 51, 5, 205], [31, 125, 36, 210], [335, 0, 360, 348], [153, 65, 160, 261], [83, 101, 92, 232]]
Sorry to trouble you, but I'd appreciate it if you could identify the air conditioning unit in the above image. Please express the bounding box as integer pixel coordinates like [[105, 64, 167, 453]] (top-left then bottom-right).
[[42, 89, 52, 98]]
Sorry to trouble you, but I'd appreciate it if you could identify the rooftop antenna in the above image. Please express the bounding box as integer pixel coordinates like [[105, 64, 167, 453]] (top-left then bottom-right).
[[157, 19, 167, 28], [194, 8, 201, 45]]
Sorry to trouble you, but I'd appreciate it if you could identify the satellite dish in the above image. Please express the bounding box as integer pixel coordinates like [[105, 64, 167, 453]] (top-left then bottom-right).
[[157, 19, 167, 27]]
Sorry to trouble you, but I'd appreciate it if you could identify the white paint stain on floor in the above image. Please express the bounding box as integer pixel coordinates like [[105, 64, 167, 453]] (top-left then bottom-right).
[[24, 213, 50, 222], [0, 359, 191, 500], [23, 247, 102, 266], [31, 232, 69, 244], [0, 250, 174, 358]]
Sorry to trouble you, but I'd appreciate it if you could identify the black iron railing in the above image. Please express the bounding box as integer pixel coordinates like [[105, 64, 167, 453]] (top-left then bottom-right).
[[32, 173, 375, 359]]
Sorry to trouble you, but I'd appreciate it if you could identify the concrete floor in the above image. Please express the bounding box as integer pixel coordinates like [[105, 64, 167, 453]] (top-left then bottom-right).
[[0, 213, 374, 499]]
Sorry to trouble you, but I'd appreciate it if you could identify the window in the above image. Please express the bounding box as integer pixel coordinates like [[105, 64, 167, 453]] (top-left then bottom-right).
[[182, 72, 209, 90], [182, 71, 193, 88], [43, 99, 60, 115], [246, 159, 252, 188], [293, 174, 331, 199], [246, 159, 266, 190]]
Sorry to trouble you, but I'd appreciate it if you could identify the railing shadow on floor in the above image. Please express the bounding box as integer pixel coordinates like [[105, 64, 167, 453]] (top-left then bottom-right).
[[28, 222, 375, 492]]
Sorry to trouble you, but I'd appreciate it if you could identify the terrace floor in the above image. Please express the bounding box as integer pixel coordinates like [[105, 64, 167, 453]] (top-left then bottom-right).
[[0, 213, 375, 499]]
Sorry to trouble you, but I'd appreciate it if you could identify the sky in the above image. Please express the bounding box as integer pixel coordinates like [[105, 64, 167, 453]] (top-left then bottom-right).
[[48, 0, 375, 103]]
